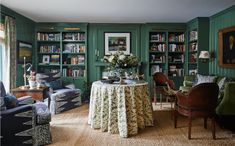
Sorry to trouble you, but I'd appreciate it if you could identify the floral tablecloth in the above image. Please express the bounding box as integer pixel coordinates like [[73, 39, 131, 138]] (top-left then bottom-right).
[[88, 81, 153, 137]]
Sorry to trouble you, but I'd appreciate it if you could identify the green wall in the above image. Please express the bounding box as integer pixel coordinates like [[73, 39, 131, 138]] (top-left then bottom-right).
[[0, 5, 36, 86], [209, 5, 235, 77], [88, 23, 142, 82]]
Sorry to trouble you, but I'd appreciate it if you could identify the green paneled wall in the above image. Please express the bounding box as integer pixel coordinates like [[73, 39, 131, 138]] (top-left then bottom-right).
[[88, 23, 142, 83], [0, 5, 36, 86], [209, 5, 235, 77]]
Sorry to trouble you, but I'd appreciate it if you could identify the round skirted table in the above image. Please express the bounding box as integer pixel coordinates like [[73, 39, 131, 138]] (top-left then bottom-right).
[[88, 80, 153, 138]]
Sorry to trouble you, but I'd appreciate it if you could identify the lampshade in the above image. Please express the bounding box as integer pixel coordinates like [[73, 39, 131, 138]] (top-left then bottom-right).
[[199, 51, 210, 59]]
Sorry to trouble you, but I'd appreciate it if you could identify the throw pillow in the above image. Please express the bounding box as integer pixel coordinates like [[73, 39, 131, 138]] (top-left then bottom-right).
[[4, 94, 19, 109], [217, 77, 227, 90], [195, 74, 217, 85], [45, 79, 62, 90]]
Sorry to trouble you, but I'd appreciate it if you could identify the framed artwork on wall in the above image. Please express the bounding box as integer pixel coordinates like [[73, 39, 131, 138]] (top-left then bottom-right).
[[17, 41, 32, 64], [218, 25, 235, 68], [104, 32, 130, 55]]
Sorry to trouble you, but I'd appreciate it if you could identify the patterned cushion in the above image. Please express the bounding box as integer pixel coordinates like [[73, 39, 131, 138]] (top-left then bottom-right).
[[4, 94, 19, 109], [195, 74, 217, 86]]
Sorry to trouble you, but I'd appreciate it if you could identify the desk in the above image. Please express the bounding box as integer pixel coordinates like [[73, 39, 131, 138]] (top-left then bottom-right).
[[88, 81, 153, 137], [12, 86, 48, 101]]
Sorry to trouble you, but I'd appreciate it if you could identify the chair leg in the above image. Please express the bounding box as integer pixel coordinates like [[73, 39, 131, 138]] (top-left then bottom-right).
[[204, 118, 207, 129], [188, 116, 192, 139], [212, 117, 216, 140], [174, 109, 177, 128]]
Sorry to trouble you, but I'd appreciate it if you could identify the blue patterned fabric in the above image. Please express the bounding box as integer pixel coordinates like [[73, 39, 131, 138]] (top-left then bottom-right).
[[46, 88, 81, 114]]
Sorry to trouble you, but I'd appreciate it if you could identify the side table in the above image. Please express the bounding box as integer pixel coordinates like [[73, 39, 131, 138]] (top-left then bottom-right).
[[12, 86, 49, 101]]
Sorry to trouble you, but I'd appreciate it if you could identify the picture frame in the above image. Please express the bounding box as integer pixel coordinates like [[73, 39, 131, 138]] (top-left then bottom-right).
[[42, 55, 50, 64], [104, 32, 130, 55], [17, 41, 32, 64], [218, 25, 235, 68]]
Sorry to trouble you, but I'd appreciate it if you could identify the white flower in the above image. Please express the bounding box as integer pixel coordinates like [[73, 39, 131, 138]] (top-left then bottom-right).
[[108, 55, 114, 62], [118, 54, 126, 60]]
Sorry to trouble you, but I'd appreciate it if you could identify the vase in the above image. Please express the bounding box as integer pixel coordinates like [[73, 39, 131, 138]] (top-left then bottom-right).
[[28, 80, 36, 89]]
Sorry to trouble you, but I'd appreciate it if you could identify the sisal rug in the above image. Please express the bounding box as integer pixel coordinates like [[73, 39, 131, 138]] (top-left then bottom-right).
[[48, 104, 235, 146]]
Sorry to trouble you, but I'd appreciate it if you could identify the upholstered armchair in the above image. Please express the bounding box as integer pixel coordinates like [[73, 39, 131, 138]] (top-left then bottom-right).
[[0, 81, 52, 146], [36, 72, 82, 114], [174, 83, 219, 139]]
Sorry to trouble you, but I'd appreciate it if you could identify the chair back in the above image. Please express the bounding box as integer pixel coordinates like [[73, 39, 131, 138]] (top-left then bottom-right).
[[187, 83, 219, 110], [153, 72, 174, 87]]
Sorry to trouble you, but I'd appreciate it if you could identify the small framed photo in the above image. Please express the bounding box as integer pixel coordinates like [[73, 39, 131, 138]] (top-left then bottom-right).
[[42, 55, 50, 64], [218, 25, 235, 68], [104, 32, 130, 55], [17, 41, 32, 64]]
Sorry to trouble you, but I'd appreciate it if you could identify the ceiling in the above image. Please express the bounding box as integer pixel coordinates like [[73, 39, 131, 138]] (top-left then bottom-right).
[[1, 0, 235, 23]]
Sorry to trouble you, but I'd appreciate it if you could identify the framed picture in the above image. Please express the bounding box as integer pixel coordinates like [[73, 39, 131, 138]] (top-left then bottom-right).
[[218, 25, 235, 68], [42, 55, 50, 64], [104, 32, 130, 55], [17, 41, 32, 64]]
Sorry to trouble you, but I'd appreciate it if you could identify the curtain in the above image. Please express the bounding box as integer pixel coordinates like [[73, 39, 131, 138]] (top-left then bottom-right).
[[2, 16, 17, 93]]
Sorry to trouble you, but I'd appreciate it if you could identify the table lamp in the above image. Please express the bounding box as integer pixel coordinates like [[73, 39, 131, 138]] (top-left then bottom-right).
[[23, 57, 32, 88], [199, 51, 210, 63]]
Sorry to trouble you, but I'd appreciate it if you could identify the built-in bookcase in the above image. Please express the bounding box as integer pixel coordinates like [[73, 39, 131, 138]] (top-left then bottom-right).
[[36, 23, 88, 90]]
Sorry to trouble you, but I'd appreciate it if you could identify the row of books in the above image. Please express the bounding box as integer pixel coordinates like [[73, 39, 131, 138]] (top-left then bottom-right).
[[169, 33, 185, 42], [63, 33, 85, 41], [63, 43, 86, 53], [62, 68, 86, 77], [168, 44, 185, 52], [64, 55, 85, 65], [150, 43, 166, 52], [39, 45, 61, 53], [37, 33, 61, 41], [189, 42, 198, 52], [189, 31, 198, 41], [169, 65, 184, 76], [151, 65, 164, 75], [189, 54, 197, 63], [150, 55, 166, 63], [168, 55, 184, 63], [150, 34, 165, 42]]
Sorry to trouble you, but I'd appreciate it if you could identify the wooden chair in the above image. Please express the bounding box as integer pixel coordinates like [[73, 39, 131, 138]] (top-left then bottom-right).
[[174, 83, 219, 139], [152, 72, 175, 108]]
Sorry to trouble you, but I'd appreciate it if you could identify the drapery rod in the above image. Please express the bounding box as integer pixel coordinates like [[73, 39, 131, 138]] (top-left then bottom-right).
[[0, 11, 16, 19]]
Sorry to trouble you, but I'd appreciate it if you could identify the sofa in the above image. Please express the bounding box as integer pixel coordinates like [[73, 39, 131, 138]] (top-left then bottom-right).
[[179, 74, 235, 131], [0, 81, 52, 146], [36, 72, 82, 115]]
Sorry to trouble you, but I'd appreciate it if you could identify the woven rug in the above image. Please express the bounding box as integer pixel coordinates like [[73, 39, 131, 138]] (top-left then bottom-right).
[[49, 104, 235, 146]]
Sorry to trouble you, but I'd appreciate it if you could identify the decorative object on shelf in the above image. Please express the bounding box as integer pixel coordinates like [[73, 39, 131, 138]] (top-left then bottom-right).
[[42, 55, 50, 64], [17, 41, 32, 64], [104, 32, 130, 55], [218, 25, 235, 68], [199, 51, 210, 63]]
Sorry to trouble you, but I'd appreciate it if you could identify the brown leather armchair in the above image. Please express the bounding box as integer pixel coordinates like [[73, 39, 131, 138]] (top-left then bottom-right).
[[152, 72, 175, 107], [174, 82, 219, 139]]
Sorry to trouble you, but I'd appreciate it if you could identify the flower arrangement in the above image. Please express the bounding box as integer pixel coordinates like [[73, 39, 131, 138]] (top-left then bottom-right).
[[102, 51, 139, 69]]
